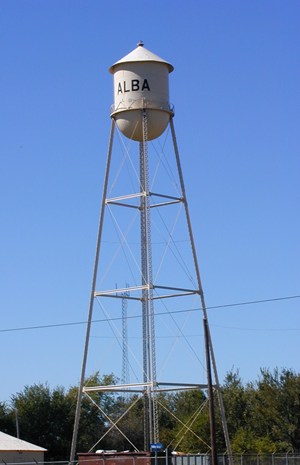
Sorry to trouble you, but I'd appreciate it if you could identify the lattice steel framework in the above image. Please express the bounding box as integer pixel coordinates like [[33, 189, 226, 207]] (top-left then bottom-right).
[[70, 110, 233, 464]]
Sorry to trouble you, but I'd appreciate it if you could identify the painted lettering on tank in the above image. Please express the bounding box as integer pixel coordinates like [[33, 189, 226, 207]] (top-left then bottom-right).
[[141, 79, 150, 91], [117, 79, 151, 94]]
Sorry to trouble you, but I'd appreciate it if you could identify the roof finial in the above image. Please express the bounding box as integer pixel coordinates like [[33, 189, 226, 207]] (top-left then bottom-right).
[[137, 40, 144, 47]]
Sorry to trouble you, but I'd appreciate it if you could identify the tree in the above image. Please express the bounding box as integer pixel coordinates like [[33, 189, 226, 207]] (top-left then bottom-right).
[[3, 367, 300, 459], [224, 368, 297, 453], [273, 368, 300, 451], [158, 389, 209, 453], [9, 372, 116, 460], [67, 372, 119, 454], [11, 383, 73, 461], [222, 370, 248, 435], [0, 401, 15, 435]]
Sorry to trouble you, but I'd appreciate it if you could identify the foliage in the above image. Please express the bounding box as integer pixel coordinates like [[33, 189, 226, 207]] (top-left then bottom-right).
[[222, 368, 300, 453], [7, 372, 117, 461], [0, 401, 15, 435], [11, 383, 74, 461], [2, 368, 300, 460]]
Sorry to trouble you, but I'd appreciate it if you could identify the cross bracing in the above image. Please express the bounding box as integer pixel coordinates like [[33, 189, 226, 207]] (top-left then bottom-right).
[[70, 113, 232, 464]]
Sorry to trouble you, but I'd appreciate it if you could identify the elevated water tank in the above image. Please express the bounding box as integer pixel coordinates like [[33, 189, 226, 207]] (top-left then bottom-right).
[[109, 42, 174, 141]]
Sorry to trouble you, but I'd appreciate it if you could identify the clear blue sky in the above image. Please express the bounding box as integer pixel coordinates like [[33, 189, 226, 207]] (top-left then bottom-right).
[[1, 0, 300, 403]]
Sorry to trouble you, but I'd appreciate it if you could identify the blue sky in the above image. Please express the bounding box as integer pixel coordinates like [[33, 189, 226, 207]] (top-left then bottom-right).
[[1, 0, 300, 403]]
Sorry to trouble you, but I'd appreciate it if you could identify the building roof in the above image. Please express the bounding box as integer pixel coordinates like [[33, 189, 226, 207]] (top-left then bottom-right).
[[0, 432, 47, 452]]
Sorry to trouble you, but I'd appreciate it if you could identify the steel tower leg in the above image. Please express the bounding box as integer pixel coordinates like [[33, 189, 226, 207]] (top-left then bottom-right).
[[69, 120, 115, 464], [169, 116, 233, 465], [70, 113, 232, 462]]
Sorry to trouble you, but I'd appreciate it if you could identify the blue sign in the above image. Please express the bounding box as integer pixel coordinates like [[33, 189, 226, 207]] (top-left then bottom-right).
[[150, 443, 164, 451]]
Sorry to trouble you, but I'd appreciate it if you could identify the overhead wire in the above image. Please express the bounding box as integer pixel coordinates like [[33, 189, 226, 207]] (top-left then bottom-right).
[[1, 294, 299, 334]]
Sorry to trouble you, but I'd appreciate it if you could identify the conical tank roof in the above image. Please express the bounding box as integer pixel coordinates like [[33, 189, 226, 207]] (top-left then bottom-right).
[[109, 41, 174, 73]]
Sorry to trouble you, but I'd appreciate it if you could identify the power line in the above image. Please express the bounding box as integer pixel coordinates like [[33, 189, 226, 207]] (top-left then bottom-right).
[[1, 294, 299, 334]]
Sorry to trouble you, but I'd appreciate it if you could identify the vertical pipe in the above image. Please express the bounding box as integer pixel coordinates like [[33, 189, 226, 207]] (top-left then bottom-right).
[[140, 134, 150, 450], [140, 109, 158, 448], [15, 408, 19, 438]]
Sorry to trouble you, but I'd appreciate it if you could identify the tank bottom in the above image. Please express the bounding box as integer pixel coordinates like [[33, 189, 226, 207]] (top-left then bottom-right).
[[112, 108, 172, 141]]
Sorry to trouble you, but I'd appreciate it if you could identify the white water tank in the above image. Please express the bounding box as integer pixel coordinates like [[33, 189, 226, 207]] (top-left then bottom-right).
[[109, 42, 174, 141]]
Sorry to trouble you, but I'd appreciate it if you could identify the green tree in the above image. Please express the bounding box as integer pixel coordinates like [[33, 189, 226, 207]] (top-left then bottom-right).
[[0, 401, 15, 435], [222, 370, 248, 435], [225, 368, 298, 453], [11, 383, 73, 461], [100, 394, 145, 451], [9, 372, 116, 460], [67, 372, 118, 454], [4, 367, 300, 458], [273, 368, 300, 451], [160, 389, 209, 453], [245, 369, 293, 451]]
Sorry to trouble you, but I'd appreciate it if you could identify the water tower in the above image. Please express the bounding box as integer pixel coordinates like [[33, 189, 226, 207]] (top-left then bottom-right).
[[110, 41, 173, 141], [70, 43, 232, 463]]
